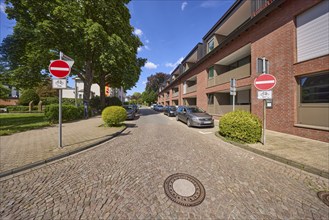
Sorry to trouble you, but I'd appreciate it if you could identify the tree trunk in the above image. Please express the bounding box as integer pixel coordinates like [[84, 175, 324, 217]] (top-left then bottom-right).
[[99, 71, 106, 110], [83, 60, 93, 118]]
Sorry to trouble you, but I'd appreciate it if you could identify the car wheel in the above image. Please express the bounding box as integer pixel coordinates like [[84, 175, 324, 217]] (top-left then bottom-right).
[[187, 119, 191, 127], [176, 115, 179, 121]]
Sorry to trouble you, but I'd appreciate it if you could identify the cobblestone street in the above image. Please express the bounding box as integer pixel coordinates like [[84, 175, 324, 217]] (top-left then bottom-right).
[[0, 109, 328, 219]]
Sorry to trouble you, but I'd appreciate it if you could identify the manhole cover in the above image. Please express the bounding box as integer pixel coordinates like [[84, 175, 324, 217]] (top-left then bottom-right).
[[317, 191, 329, 207], [164, 173, 206, 207]]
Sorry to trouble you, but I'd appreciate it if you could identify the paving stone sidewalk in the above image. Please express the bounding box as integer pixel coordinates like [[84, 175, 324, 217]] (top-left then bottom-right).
[[0, 116, 123, 174], [213, 120, 329, 178]]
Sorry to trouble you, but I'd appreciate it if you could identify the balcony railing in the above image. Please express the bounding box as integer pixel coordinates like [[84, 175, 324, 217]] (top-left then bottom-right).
[[185, 84, 197, 94], [207, 63, 251, 87], [172, 92, 179, 97]]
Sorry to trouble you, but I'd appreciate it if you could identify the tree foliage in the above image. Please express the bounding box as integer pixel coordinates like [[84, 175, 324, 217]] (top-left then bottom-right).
[[145, 72, 170, 93], [3, 0, 145, 110]]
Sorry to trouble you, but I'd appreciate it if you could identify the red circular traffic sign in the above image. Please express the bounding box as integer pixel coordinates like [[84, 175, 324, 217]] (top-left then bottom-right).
[[49, 60, 71, 78], [254, 74, 277, 90]]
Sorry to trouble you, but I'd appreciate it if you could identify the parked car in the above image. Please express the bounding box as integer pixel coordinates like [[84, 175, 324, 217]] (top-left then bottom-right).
[[164, 106, 177, 117], [131, 104, 139, 113], [123, 105, 135, 120], [176, 106, 214, 127], [150, 104, 157, 109], [154, 105, 164, 112]]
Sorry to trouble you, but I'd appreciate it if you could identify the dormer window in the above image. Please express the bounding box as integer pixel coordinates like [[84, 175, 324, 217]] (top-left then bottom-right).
[[208, 38, 215, 52]]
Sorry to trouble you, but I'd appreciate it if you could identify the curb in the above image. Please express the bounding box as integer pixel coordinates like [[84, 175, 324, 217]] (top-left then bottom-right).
[[0, 126, 127, 179], [215, 131, 329, 179]]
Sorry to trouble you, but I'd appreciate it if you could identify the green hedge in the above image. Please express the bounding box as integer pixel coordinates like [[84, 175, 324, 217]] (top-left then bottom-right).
[[7, 105, 38, 112], [40, 97, 84, 106], [102, 106, 126, 127], [45, 104, 84, 123], [19, 89, 40, 105], [219, 110, 262, 144]]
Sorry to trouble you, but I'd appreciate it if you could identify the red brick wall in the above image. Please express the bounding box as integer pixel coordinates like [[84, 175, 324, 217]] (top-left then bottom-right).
[[163, 0, 329, 142]]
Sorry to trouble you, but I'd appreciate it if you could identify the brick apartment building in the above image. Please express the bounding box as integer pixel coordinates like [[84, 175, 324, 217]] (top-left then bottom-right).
[[157, 0, 329, 142]]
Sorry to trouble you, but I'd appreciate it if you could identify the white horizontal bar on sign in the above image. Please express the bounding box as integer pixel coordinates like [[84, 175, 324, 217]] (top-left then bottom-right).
[[255, 80, 275, 84], [50, 67, 70, 71]]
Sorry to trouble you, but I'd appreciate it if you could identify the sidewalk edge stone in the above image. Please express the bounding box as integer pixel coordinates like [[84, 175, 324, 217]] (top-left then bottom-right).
[[0, 126, 127, 179], [214, 131, 329, 179]]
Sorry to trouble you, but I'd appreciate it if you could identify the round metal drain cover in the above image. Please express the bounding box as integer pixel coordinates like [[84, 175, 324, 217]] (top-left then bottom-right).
[[317, 191, 329, 207], [164, 173, 206, 207]]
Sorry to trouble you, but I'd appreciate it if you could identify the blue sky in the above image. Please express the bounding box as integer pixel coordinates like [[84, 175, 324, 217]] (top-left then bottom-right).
[[0, 0, 235, 95]]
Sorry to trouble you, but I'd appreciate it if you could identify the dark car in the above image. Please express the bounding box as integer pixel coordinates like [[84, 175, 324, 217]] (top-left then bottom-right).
[[164, 106, 177, 117], [154, 105, 164, 111], [131, 104, 139, 113], [123, 105, 135, 120], [176, 106, 214, 127]]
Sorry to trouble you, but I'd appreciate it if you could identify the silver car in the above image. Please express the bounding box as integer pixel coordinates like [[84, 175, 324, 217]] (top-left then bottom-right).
[[176, 106, 214, 127]]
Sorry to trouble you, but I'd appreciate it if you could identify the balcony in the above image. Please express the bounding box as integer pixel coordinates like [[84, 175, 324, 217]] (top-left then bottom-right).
[[172, 91, 179, 97], [208, 63, 250, 87], [186, 84, 197, 94]]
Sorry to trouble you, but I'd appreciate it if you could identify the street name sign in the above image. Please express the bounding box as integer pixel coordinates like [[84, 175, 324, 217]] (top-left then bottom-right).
[[49, 60, 71, 78], [257, 90, 272, 99], [254, 74, 276, 91]]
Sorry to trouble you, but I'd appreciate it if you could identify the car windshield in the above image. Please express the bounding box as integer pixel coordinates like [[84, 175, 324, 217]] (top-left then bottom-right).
[[124, 106, 133, 110], [158, 105, 163, 107], [169, 107, 176, 110], [187, 107, 204, 113]]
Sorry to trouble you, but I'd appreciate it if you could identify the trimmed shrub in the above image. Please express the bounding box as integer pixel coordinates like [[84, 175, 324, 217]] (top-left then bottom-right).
[[45, 104, 84, 123], [40, 97, 59, 105], [219, 110, 262, 144], [102, 106, 126, 127], [7, 105, 38, 112], [19, 89, 40, 105], [62, 98, 83, 106]]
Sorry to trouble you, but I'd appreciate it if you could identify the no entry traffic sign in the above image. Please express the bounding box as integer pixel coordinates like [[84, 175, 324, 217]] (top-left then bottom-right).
[[49, 60, 71, 78], [254, 74, 277, 91]]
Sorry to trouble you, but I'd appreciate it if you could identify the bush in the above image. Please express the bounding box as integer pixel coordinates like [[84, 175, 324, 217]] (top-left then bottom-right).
[[7, 105, 38, 112], [45, 104, 84, 123], [19, 89, 40, 106], [219, 110, 262, 144], [40, 97, 59, 105], [102, 106, 126, 127]]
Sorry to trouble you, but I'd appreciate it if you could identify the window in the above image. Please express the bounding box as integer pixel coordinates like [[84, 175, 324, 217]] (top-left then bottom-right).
[[208, 38, 214, 52], [300, 72, 329, 103], [207, 94, 214, 105], [208, 67, 214, 79], [296, 1, 329, 62]]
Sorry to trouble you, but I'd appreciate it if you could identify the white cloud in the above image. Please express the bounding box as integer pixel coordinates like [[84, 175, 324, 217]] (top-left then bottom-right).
[[165, 57, 184, 68], [144, 45, 150, 50], [142, 80, 147, 85], [134, 28, 143, 36], [145, 39, 150, 44], [144, 61, 158, 69], [200, 1, 220, 8], [137, 47, 142, 52], [0, 3, 6, 13], [181, 1, 188, 11]]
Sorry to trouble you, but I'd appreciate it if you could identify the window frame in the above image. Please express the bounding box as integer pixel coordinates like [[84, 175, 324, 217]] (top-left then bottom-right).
[[207, 38, 215, 52], [208, 66, 215, 79]]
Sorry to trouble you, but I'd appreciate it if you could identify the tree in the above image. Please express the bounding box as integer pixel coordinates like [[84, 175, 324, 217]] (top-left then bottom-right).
[[141, 90, 157, 105], [145, 72, 170, 93], [4, 0, 144, 113]]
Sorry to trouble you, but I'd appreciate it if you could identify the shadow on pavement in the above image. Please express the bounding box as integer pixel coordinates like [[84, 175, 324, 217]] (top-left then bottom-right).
[[139, 108, 161, 116]]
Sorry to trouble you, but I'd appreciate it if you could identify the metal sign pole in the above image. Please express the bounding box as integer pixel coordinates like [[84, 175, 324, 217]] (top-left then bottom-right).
[[262, 57, 266, 145], [262, 99, 266, 145], [59, 51, 63, 148]]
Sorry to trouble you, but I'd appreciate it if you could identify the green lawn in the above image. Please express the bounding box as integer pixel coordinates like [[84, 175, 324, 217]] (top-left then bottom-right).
[[0, 113, 50, 136]]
